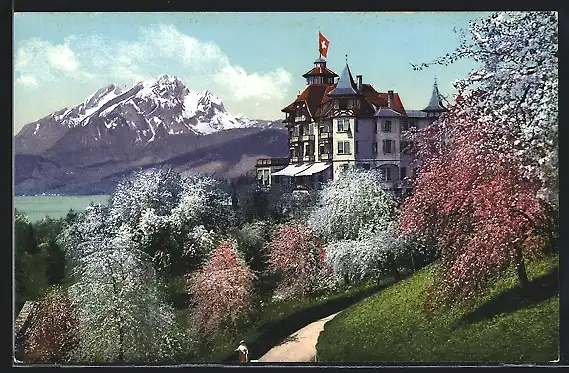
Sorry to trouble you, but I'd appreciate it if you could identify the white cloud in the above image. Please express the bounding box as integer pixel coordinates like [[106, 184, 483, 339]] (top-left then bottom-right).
[[15, 74, 38, 87], [216, 65, 292, 101], [14, 38, 86, 88], [46, 43, 79, 72], [14, 24, 292, 106]]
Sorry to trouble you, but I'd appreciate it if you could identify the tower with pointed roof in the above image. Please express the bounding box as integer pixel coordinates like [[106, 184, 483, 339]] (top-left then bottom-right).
[[422, 79, 447, 118]]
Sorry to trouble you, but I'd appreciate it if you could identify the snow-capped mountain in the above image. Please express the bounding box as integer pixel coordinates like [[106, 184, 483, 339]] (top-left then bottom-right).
[[14, 74, 288, 196], [15, 74, 277, 154]]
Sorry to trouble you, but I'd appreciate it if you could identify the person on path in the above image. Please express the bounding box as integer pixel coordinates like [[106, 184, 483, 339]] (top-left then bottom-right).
[[236, 340, 249, 363]]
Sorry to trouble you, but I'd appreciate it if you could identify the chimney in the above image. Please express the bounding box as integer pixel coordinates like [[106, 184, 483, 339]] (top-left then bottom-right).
[[356, 75, 362, 91], [387, 90, 394, 109]]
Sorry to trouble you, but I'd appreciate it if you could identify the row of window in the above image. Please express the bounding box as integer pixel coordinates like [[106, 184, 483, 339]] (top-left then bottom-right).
[[339, 164, 413, 182], [290, 119, 417, 136], [292, 140, 415, 157], [336, 140, 415, 155], [336, 119, 417, 133]]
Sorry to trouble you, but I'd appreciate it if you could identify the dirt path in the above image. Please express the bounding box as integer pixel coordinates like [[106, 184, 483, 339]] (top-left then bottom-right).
[[256, 312, 340, 362]]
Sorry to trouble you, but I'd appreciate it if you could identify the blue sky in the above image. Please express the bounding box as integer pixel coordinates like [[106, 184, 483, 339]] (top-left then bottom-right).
[[13, 12, 494, 133]]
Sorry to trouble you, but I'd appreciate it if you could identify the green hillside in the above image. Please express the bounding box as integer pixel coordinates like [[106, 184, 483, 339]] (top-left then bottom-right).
[[316, 254, 559, 363]]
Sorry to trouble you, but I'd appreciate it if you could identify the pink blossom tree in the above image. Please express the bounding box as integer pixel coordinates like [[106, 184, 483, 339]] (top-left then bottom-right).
[[23, 288, 79, 363], [401, 11, 558, 311], [267, 224, 331, 298], [187, 241, 255, 335], [399, 113, 552, 311]]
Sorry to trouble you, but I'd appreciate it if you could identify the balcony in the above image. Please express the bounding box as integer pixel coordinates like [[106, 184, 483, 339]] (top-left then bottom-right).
[[294, 115, 308, 123], [290, 136, 300, 143], [319, 132, 332, 139], [256, 157, 290, 167], [302, 135, 315, 141]]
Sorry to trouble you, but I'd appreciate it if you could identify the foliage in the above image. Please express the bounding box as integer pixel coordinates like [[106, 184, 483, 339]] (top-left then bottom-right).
[[413, 11, 558, 207], [24, 287, 79, 363], [57, 169, 230, 275], [400, 112, 552, 311], [233, 220, 273, 274], [402, 11, 558, 310], [67, 235, 185, 363], [324, 223, 412, 286], [15, 209, 38, 254], [316, 255, 559, 362], [308, 169, 396, 242], [267, 224, 332, 298], [187, 240, 255, 335]]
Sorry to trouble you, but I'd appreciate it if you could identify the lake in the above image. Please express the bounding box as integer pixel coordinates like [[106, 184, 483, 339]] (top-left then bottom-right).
[[13, 195, 110, 222]]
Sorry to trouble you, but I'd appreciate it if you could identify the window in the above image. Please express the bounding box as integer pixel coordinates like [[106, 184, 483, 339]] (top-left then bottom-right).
[[383, 120, 392, 133], [400, 140, 410, 154], [355, 141, 359, 154], [380, 167, 392, 181], [337, 118, 350, 132], [372, 142, 377, 154], [400, 167, 407, 181], [338, 141, 351, 155], [304, 142, 311, 158], [401, 120, 409, 132], [409, 120, 417, 130], [355, 120, 359, 132], [374, 121, 378, 133], [383, 140, 393, 154], [339, 100, 348, 110], [341, 164, 350, 172]]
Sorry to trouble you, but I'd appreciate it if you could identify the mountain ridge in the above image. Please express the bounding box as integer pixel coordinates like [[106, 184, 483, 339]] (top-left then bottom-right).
[[14, 75, 289, 195]]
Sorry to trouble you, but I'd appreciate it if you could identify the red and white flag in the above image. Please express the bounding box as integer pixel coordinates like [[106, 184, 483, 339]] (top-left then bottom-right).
[[319, 32, 330, 58]]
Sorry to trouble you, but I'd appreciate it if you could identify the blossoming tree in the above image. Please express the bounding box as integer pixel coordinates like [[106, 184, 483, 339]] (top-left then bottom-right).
[[402, 11, 558, 310], [267, 224, 331, 298], [67, 231, 185, 363], [187, 240, 255, 334]]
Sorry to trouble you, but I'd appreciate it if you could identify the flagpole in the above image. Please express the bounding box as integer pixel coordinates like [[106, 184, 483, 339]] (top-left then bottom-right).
[[318, 27, 321, 59]]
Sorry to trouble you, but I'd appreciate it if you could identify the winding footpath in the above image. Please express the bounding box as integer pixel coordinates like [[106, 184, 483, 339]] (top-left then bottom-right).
[[256, 312, 340, 362]]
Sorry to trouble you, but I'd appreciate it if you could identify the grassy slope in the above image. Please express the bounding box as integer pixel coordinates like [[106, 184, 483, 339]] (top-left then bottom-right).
[[316, 255, 559, 363], [170, 277, 397, 363]]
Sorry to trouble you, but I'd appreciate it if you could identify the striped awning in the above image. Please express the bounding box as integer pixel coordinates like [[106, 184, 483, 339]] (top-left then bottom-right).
[[271, 163, 311, 177], [295, 162, 332, 176]]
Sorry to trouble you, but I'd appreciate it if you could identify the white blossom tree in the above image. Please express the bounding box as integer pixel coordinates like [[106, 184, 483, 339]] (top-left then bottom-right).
[[308, 168, 396, 242], [324, 223, 411, 285], [67, 229, 187, 363], [413, 11, 558, 207]]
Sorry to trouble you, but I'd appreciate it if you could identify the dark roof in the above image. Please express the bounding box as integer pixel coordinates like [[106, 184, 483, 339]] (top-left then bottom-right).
[[302, 66, 338, 78], [406, 110, 428, 118], [375, 108, 403, 117], [281, 84, 331, 117], [328, 64, 359, 96], [361, 85, 407, 116], [423, 82, 447, 112]]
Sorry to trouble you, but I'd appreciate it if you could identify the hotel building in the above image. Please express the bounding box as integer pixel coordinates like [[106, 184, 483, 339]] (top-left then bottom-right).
[[256, 56, 447, 196]]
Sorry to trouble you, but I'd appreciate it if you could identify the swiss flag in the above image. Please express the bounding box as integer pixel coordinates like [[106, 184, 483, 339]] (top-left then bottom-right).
[[319, 32, 330, 58]]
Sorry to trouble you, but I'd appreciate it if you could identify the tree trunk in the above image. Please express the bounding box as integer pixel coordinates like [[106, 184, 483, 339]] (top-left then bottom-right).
[[514, 245, 530, 294], [389, 258, 402, 281], [118, 326, 124, 363]]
